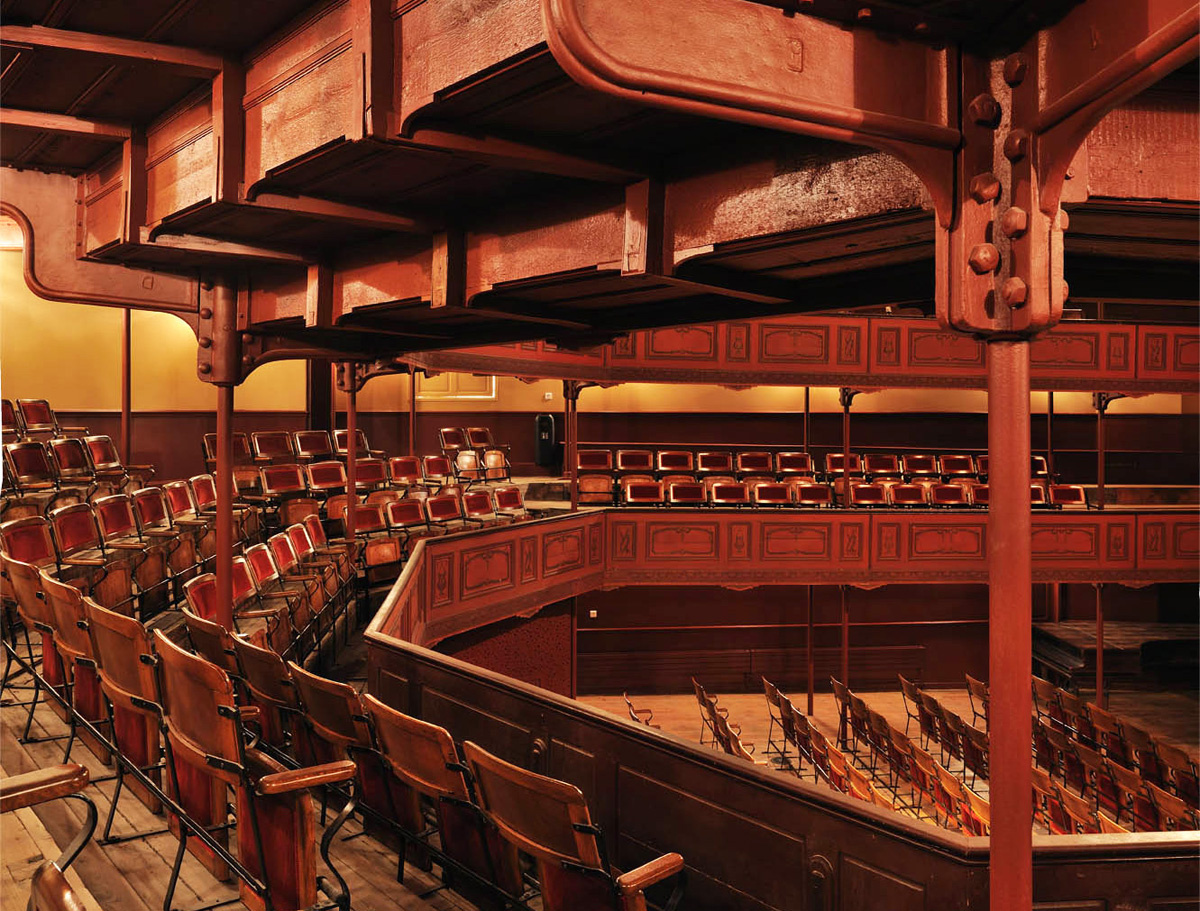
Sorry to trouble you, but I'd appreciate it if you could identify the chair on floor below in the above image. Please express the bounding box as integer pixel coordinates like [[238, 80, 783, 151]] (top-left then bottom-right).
[[464, 739, 686, 911]]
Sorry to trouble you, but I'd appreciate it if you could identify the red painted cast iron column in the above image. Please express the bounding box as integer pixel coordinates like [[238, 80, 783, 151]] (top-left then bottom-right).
[[345, 371, 358, 540], [1094, 583, 1105, 708], [988, 338, 1032, 911], [120, 308, 132, 463], [839, 585, 849, 687], [214, 383, 235, 631], [806, 586, 814, 715], [408, 364, 417, 456]]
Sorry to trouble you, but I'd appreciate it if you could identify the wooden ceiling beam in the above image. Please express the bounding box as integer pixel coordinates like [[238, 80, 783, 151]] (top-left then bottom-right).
[[244, 191, 430, 234], [0, 106, 130, 139], [409, 128, 643, 184], [1, 24, 224, 77]]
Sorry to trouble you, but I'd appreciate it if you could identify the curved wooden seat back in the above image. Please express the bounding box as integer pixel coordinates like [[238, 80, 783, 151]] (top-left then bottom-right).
[[39, 573, 107, 764], [48, 504, 101, 561], [47, 438, 95, 486], [1, 516, 60, 568], [27, 860, 86, 911], [287, 663, 414, 828], [287, 662, 370, 752], [362, 694, 523, 899], [181, 609, 240, 680], [232, 636, 307, 755], [83, 598, 163, 811], [463, 739, 603, 869], [2, 555, 65, 692]]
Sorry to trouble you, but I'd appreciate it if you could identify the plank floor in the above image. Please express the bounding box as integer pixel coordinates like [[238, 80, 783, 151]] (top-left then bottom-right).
[[0, 677, 483, 911]]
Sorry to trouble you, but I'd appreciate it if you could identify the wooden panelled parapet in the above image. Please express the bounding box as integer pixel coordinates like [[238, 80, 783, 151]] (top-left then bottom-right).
[[394, 315, 1200, 394], [372, 509, 1198, 649], [365, 511, 1200, 911]]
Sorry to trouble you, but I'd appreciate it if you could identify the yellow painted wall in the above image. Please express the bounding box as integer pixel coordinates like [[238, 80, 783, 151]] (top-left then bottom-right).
[[1, 248, 305, 412], [0, 245, 1186, 417]]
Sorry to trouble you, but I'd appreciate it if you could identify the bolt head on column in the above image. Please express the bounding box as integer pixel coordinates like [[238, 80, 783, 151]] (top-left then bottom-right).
[[1000, 207, 1029, 238], [1004, 130, 1030, 161], [1001, 277, 1028, 308], [969, 173, 1001, 204], [968, 243, 1000, 274], [967, 93, 1002, 129], [1003, 54, 1028, 86]]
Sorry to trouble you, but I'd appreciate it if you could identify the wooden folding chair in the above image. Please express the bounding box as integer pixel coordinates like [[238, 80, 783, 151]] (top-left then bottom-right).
[[465, 740, 685, 911]]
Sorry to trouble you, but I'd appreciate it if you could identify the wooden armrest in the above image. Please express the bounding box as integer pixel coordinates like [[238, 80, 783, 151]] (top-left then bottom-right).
[[62, 555, 105, 567], [236, 609, 283, 619], [173, 517, 208, 527], [238, 705, 260, 722], [108, 541, 146, 551], [142, 528, 178, 538], [616, 853, 684, 896], [0, 763, 90, 813], [126, 464, 155, 473], [256, 760, 355, 796]]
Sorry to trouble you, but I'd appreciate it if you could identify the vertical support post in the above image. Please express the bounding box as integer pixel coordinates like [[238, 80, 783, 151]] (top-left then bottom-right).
[[346, 373, 358, 541], [120, 308, 132, 463], [1094, 583, 1105, 708], [564, 382, 580, 511], [408, 364, 417, 456], [806, 585, 814, 716], [1046, 390, 1060, 621], [839, 388, 857, 505], [987, 338, 1032, 911], [1095, 394, 1107, 511], [840, 585, 849, 687], [1045, 391, 1055, 479], [214, 382, 235, 631], [803, 387, 810, 452]]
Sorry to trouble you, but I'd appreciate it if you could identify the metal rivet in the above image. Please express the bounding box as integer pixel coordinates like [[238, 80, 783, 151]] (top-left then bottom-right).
[[856, 7, 871, 20], [1004, 130, 1030, 161], [914, 21, 929, 33], [241, 333, 254, 345], [1001, 277, 1028, 308], [198, 363, 212, 374], [1057, 210, 1070, 232], [968, 243, 1000, 274], [967, 93, 1001, 129], [1000, 207, 1029, 238], [1062, 281, 1070, 301], [968, 173, 1001, 204], [242, 354, 254, 366], [199, 308, 213, 320], [198, 337, 212, 348], [1003, 54, 1028, 86]]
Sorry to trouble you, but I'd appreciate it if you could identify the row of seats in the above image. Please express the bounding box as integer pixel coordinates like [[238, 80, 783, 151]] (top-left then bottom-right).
[[1031, 676, 1198, 831], [3, 436, 155, 517], [2, 398, 88, 443], [579, 448, 1051, 482], [203, 428, 383, 468], [602, 475, 1088, 509], [4, 563, 686, 911], [1, 577, 361, 911]]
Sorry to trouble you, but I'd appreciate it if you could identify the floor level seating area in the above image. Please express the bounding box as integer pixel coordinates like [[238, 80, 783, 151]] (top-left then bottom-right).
[[686, 672, 1196, 839]]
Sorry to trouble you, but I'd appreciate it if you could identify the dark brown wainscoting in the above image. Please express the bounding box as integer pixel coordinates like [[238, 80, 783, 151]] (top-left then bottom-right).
[[573, 583, 1170, 695], [366, 631, 1200, 911], [58, 409, 1198, 486]]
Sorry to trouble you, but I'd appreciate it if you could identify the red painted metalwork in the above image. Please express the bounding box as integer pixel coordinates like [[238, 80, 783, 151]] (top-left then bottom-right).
[[839, 585, 849, 688], [1095, 583, 1106, 709], [121, 308, 132, 463], [345, 372, 358, 541], [407, 364, 417, 457], [805, 586, 815, 716], [987, 339, 1033, 911], [214, 383, 235, 631]]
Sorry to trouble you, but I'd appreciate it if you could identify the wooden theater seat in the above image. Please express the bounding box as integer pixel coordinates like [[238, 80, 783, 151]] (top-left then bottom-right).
[[17, 400, 88, 440], [666, 481, 706, 507], [938, 455, 975, 481], [153, 631, 357, 911], [1, 398, 24, 443], [622, 478, 664, 506], [439, 427, 470, 458], [292, 430, 335, 463], [1049, 484, 1088, 509], [890, 483, 929, 507], [464, 740, 686, 911], [656, 450, 695, 476], [735, 451, 773, 479], [695, 451, 733, 476], [334, 428, 385, 460], [362, 694, 525, 906], [902, 454, 940, 482], [751, 482, 792, 507], [615, 449, 654, 475], [848, 483, 889, 507], [708, 480, 749, 507], [1, 763, 95, 885], [492, 485, 530, 520], [776, 452, 814, 478], [462, 489, 509, 525], [792, 483, 834, 508], [930, 484, 972, 507], [863, 453, 901, 480]]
